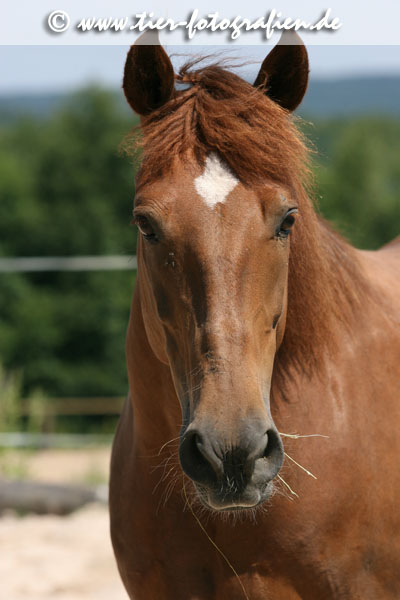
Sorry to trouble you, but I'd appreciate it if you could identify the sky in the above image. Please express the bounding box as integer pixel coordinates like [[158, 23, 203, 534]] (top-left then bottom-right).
[[1, 0, 400, 93], [1, 45, 400, 94]]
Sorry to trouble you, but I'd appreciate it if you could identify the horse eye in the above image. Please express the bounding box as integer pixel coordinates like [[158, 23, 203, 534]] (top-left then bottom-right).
[[133, 215, 158, 242], [278, 209, 298, 238]]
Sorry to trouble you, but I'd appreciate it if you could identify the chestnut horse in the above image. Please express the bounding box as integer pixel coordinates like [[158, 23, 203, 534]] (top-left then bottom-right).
[[110, 33, 400, 599]]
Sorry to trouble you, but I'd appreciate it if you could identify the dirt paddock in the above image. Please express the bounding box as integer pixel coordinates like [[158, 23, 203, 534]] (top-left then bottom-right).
[[0, 447, 128, 600]]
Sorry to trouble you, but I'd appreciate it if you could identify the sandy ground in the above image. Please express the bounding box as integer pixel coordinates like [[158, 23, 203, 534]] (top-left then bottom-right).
[[0, 447, 112, 485], [0, 448, 129, 600]]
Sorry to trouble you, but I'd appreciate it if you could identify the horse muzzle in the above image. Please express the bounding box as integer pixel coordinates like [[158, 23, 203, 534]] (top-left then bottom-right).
[[179, 421, 284, 511]]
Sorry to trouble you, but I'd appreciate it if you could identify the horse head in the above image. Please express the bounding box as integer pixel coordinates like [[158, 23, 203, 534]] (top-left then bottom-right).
[[123, 32, 309, 511]]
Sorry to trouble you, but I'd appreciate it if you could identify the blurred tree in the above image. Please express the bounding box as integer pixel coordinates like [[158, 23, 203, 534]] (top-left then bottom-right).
[[311, 117, 400, 249], [0, 87, 138, 397]]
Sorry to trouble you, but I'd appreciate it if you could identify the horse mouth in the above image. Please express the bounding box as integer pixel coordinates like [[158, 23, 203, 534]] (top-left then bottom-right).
[[194, 479, 275, 513]]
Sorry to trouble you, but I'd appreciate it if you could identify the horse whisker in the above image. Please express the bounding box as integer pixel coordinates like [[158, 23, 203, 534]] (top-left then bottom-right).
[[163, 477, 179, 506], [279, 432, 329, 439], [277, 474, 299, 498], [155, 467, 181, 514], [152, 465, 176, 495], [150, 453, 177, 474], [284, 452, 317, 480], [158, 436, 181, 455]]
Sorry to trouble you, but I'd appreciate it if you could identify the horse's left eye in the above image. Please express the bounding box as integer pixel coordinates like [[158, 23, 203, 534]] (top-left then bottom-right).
[[133, 216, 159, 243], [278, 209, 298, 238]]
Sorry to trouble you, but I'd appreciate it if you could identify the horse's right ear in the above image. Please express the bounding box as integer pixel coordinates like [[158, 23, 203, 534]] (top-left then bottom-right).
[[123, 31, 175, 116]]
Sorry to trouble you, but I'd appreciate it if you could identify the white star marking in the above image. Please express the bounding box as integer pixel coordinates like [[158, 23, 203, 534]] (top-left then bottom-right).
[[194, 154, 238, 208]]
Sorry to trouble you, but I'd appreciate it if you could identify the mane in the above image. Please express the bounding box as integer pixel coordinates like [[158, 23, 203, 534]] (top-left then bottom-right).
[[127, 59, 372, 393], [130, 59, 309, 191]]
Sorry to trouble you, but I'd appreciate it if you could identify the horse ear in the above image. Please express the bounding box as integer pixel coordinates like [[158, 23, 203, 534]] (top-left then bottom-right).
[[123, 31, 175, 116], [254, 31, 309, 112]]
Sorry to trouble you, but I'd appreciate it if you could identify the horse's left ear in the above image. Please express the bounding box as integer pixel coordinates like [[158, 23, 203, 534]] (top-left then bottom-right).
[[123, 31, 175, 116], [254, 31, 309, 112]]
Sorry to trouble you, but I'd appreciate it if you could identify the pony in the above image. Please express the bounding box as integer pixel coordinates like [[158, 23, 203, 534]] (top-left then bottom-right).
[[110, 32, 400, 599]]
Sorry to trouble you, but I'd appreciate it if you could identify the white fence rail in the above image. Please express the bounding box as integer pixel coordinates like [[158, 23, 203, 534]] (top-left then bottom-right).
[[0, 432, 113, 449], [0, 255, 137, 273]]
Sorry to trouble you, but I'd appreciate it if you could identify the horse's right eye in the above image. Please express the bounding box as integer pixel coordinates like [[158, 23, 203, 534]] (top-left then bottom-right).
[[133, 216, 159, 243]]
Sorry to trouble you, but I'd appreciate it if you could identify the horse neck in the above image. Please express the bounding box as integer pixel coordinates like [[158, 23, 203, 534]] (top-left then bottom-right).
[[273, 210, 373, 392]]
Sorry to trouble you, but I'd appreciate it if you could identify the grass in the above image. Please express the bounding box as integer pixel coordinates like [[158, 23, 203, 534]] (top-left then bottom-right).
[[0, 448, 31, 479]]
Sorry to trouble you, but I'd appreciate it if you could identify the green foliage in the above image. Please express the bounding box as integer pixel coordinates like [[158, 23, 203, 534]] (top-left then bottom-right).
[[0, 363, 22, 432], [0, 87, 138, 398], [26, 388, 49, 434], [0, 86, 399, 406], [306, 117, 400, 249], [0, 361, 51, 433]]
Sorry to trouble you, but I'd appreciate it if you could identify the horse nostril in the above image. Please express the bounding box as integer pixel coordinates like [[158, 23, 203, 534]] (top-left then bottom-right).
[[263, 429, 284, 474], [263, 429, 279, 458], [194, 433, 202, 452], [179, 429, 221, 486], [195, 434, 224, 476]]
